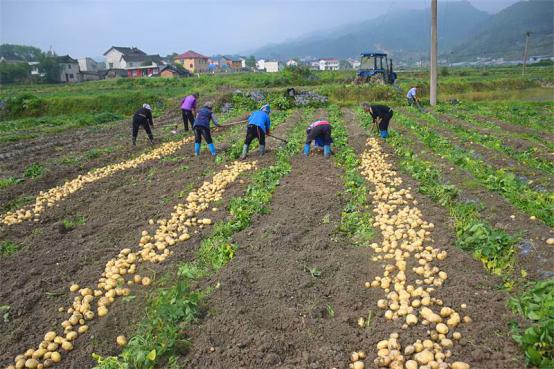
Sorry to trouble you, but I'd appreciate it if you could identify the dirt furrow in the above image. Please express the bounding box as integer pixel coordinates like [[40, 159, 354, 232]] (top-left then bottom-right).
[[0, 111, 300, 368], [384, 115, 554, 280], [343, 109, 525, 369], [400, 109, 553, 191]]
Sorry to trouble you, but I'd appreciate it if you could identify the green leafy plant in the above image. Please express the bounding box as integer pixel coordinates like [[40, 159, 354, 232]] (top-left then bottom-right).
[[62, 215, 86, 231], [24, 163, 44, 178], [508, 279, 554, 368]]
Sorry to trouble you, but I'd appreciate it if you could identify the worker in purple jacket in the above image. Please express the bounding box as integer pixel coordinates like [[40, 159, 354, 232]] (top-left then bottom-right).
[[177, 92, 198, 133]]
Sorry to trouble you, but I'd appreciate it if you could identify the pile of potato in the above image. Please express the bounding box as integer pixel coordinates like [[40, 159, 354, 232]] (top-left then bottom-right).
[[6, 161, 256, 368], [1, 137, 195, 226], [349, 138, 471, 369]]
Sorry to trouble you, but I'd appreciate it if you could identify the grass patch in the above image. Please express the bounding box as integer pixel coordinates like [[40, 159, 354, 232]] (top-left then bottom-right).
[[61, 215, 86, 231], [1, 240, 21, 256], [0, 177, 23, 189]]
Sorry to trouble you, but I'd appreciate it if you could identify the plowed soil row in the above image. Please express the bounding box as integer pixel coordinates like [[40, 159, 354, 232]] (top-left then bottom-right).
[[436, 113, 554, 156], [0, 111, 300, 368], [389, 113, 554, 280], [0, 108, 212, 213], [472, 114, 554, 145], [400, 110, 553, 192], [177, 109, 523, 369]]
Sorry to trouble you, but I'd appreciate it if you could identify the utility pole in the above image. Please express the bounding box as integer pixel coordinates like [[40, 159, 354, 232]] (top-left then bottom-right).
[[522, 31, 531, 75], [430, 0, 438, 106]]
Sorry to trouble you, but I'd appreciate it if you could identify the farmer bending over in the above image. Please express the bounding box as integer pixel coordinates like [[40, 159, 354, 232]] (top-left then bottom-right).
[[177, 92, 198, 133], [363, 103, 394, 139], [240, 104, 271, 159], [193, 102, 220, 156], [132, 103, 154, 146], [407, 86, 419, 107], [304, 119, 332, 158]]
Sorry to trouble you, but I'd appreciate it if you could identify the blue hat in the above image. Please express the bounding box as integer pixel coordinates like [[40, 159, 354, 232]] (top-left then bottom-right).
[[261, 104, 271, 113]]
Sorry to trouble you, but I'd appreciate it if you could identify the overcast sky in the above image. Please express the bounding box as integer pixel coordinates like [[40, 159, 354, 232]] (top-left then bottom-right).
[[1, 0, 520, 58]]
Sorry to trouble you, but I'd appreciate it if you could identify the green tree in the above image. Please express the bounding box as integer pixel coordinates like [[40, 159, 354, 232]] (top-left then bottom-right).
[[39, 55, 62, 83], [0, 44, 43, 61], [0, 62, 31, 83], [245, 56, 256, 68]]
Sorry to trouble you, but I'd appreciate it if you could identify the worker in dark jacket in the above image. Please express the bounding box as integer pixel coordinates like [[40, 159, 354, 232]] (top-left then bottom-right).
[[193, 102, 220, 156], [132, 104, 154, 146], [363, 103, 394, 139], [240, 104, 271, 159], [304, 120, 332, 158]]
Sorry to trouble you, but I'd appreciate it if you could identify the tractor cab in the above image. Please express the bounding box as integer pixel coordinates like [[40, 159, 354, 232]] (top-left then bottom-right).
[[356, 52, 397, 84]]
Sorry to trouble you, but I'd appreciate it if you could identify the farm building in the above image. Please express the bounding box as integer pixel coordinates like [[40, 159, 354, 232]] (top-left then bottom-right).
[[318, 58, 339, 71], [264, 61, 281, 73], [103, 46, 146, 69], [159, 65, 191, 78], [78, 57, 103, 72], [56, 55, 80, 83], [286, 59, 298, 67], [256, 59, 265, 70], [174, 50, 209, 73], [222, 55, 242, 71]]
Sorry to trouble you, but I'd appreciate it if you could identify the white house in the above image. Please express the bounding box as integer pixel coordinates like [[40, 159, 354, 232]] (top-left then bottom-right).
[[240, 57, 247, 68], [286, 59, 298, 67], [319, 58, 339, 71], [78, 57, 103, 72], [103, 46, 146, 69], [256, 59, 265, 70], [264, 61, 280, 73], [28, 61, 43, 76], [348, 59, 361, 69]]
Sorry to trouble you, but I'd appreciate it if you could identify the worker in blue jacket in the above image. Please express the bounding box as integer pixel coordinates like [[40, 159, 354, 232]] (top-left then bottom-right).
[[193, 102, 220, 156], [240, 104, 271, 159]]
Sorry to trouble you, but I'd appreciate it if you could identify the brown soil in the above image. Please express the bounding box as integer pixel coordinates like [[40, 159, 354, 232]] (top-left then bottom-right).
[[0, 109, 201, 212], [389, 113, 554, 280], [400, 109, 554, 193], [0, 111, 299, 369], [177, 109, 524, 369]]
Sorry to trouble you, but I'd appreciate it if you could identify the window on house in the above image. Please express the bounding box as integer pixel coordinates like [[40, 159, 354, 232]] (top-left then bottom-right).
[[69, 74, 74, 79], [109, 63, 113, 68], [190, 63, 193, 68], [68, 64, 71, 69]]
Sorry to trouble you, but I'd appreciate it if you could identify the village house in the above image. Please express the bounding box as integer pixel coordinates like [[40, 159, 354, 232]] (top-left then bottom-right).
[[222, 55, 243, 71], [264, 61, 281, 73], [103, 46, 165, 78], [103, 46, 146, 69], [286, 59, 298, 67], [256, 59, 266, 71], [57, 55, 80, 82], [174, 50, 209, 73], [319, 58, 339, 71], [158, 64, 191, 78]]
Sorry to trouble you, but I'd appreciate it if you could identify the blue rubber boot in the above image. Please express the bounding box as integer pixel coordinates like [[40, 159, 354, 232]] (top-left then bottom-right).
[[208, 143, 217, 156], [303, 144, 310, 156], [323, 145, 331, 158], [194, 143, 200, 156], [380, 130, 389, 139]]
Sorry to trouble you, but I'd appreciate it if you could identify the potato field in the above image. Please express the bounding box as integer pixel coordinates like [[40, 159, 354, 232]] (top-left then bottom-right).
[[0, 66, 553, 369]]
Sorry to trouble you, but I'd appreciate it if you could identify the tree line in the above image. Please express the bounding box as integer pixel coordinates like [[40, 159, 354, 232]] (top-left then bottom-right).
[[0, 44, 63, 84]]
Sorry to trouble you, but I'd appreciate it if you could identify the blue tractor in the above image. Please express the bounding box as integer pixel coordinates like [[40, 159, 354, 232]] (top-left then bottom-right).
[[355, 52, 397, 85]]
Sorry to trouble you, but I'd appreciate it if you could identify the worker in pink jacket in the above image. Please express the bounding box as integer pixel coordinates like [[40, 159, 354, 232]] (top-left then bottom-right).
[[176, 92, 198, 133]]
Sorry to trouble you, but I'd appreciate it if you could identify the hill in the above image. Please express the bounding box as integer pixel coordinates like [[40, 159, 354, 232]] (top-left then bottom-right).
[[451, 0, 554, 61], [250, 1, 490, 62]]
